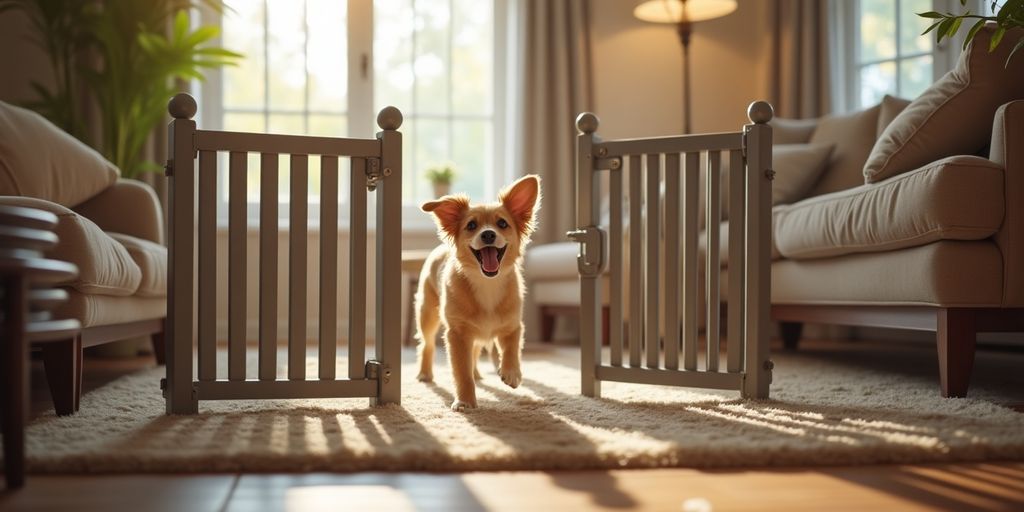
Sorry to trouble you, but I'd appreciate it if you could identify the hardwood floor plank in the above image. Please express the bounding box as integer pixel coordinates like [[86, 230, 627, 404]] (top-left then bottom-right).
[[0, 474, 237, 512]]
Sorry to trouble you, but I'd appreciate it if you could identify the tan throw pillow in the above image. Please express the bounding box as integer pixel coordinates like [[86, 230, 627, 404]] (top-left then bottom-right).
[[0, 101, 119, 207], [770, 117, 820, 144], [864, 25, 1024, 183], [876, 94, 911, 137], [806, 103, 881, 196], [771, 143, 834, 206]]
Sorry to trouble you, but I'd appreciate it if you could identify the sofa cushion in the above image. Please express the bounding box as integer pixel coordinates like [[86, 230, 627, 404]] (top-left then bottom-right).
[[774, 155, 1003, 260], [771, 143, 834, 206], [525, 242, 581, 280], [876, 95, 911, 137], [770, 117, 819, 144], [769, 241, 1002, 307], [0, 101, 119, 207], [108, 233, 167, 297], [807, 103, 880, 196], [54, 290, 166, 328], [0, 196, 141, 295], [864, 25, 1024, 183]]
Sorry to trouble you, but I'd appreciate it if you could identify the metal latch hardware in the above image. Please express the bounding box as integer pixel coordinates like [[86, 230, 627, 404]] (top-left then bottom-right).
[[366, 360, 391, 383], [566, 226, 605, 277], [366, 158, 382, 191]]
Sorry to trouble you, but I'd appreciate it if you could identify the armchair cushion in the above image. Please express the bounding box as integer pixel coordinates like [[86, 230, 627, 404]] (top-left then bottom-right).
[[774, 155, 1003, 260], [108, 233, 167, 298], [0, 102, 119, 207], [865, 26, 1024, 183], [73, 180, 164, 244], [0, 197, 141, 296]]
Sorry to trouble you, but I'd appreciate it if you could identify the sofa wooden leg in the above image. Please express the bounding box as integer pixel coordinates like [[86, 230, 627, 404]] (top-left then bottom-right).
[[780, 322, 803, 351], [41, 336, 83, 416], [151, 320, 167, 365], [2, 276, 28, 489], [541, 307, 556, 343], [937, 308, 976, 398]]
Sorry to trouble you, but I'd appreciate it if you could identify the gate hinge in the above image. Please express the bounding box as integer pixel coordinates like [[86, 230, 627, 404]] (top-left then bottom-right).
[[741, 124, 751, 159], [164, 159, 173, 177], [366, 360, 391, 384], [365, 158, 390, 191], [566, 226, 605, 277]]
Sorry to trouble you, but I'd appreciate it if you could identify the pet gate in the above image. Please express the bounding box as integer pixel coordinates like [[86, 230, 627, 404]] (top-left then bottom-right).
[[162, 93, 402, 414], [569, 101, 774, 399]]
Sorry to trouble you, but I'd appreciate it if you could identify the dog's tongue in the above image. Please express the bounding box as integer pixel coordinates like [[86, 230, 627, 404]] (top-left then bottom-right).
[[481, 247, 500, 273]]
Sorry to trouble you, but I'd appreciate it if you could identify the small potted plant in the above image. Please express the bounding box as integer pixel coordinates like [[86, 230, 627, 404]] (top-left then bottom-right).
[[425, 163, 457, 197]]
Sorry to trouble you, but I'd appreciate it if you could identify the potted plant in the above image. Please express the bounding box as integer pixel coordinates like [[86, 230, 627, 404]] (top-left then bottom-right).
[[1, 0, 241, 177], [920, 0, 1024, 65], [425, 163, 457, 198]]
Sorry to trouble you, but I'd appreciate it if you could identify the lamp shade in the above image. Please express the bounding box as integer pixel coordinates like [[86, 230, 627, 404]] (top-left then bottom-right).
[[633, 0, 737, 23]]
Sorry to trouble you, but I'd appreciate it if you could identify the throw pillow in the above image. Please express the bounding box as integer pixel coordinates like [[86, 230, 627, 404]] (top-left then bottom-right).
[[0, 101, 119, 207], [876, 94, 911, 137], [806, 103, 880, 196], [864, 25, 1024, 183]]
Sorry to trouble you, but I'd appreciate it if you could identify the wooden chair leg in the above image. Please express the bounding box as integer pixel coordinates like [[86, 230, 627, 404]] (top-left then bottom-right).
[[937, 308, 976, 398], [41, 335, 83, 416], [602, 306, 610, 346], [540, 307, 556, 343], [780, 322, 803, 351], [151, 320, 167, 365], [2, 276, 28, 489]]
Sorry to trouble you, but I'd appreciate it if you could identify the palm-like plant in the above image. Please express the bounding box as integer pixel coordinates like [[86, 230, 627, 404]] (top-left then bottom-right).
[[0, 0, 241, 177], [920, 0, 1024, 66]]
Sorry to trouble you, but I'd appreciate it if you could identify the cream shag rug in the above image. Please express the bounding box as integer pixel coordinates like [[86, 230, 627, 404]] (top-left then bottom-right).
[[21, 343, 1024, 473]]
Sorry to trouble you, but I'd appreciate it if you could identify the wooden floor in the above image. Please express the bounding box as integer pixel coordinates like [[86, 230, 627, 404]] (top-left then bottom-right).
[[3, 340, 1024, 512]]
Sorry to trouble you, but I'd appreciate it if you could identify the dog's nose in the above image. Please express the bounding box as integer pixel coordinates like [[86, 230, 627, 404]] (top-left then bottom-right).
[[481, 230, 496, 245]]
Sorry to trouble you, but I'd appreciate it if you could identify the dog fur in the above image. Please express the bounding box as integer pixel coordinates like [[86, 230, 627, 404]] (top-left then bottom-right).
[[415, 175, 541, 411]]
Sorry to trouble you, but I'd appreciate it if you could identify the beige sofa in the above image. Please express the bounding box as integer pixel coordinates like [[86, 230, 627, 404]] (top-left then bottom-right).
[[0, 101, 167, 415], [527, 26, 1024, 398]]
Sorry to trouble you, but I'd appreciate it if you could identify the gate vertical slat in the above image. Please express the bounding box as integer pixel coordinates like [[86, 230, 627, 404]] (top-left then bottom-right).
[[259, 153, 279, 381], [319, 156, 339, 380], [645, 154, 660, 369], [663, 153, 681, 370], [348, 158, 367, 379], [682, 151, 700, 371], [706, 151, 722, 372], [373, 112, 403, 405], [727, 149, 746, 373], [198, 151, 217, 382], [608, 161, 624, 367], [228, 151, 247, 381], [289, 154, 309, 381], [627, 154, 642, 368], [743, 112, 773, 399]]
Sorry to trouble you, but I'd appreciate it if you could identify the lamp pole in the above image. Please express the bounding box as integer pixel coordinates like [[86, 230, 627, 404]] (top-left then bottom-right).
[[677, 18, 693, 134]]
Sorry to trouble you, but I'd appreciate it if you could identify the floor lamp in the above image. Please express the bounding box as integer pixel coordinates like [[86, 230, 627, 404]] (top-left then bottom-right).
[[634, 0, 737, 134]]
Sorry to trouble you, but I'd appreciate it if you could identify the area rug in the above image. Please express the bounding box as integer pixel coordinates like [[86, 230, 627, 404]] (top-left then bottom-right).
[[21, 343, 1024, 473]]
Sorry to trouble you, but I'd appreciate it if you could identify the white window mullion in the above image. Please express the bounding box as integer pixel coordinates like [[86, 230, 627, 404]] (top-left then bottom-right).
[[349, 0, 375, 138]]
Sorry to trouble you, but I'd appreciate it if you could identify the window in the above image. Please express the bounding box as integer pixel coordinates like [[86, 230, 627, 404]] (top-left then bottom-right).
[[831, 0, 989, 112], [200, 0, 510, 226]]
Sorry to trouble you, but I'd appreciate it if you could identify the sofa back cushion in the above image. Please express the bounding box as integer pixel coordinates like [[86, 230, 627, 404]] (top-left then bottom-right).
[[864, 25, 1024, 183], [806, 103, 880, 196], [876, 95, 911, 137], [0, 101, 119, 207]]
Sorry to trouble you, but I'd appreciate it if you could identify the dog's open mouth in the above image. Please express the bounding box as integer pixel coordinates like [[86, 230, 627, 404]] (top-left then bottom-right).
[[472, 246, 507, 277]]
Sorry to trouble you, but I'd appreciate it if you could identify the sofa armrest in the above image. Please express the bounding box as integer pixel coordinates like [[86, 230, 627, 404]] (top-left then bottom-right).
[[72, 179, 164, 244], [991, 100, 1024, 306]]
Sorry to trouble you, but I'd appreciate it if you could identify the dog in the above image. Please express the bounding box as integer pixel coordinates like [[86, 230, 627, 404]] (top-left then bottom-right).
[[415, 175, 541, 411]]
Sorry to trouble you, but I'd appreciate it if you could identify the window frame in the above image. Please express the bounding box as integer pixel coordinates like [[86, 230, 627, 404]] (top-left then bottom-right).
[[198, 0, 513, 231], [830, 0, 987, 113]]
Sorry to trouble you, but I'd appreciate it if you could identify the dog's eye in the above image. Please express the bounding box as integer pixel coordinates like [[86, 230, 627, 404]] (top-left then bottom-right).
[[466, 220, 477, 231], [497, 218, 509, 229]]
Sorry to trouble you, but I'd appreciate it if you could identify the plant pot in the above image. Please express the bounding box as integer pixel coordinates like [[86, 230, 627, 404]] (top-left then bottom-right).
[[432, 183, 451, 198]]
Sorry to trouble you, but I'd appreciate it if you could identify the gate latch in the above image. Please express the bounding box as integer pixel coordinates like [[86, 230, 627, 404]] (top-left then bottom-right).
[[366, 360, 391, 384], [566, 226, 605, 277], [366, 158, 382, 191]]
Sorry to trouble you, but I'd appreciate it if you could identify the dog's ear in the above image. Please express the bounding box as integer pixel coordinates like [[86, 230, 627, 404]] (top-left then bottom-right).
[[499, 175, 541, 236], [422, 194, 470, 241]]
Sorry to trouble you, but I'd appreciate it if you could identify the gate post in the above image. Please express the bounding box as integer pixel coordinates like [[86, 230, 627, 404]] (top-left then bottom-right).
[[742, 101, 773, 399], [165, 93, 199, 414], [573, 113, 603, 399], [372, 106, 403, 406]]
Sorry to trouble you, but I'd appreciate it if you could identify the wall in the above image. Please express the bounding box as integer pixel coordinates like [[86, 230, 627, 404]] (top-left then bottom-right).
[[0, 8, 54, 103], [590, 0, 774, 138]]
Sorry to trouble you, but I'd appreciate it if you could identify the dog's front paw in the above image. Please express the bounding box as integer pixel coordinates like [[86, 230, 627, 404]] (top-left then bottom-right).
[[417, 371, 433, 382], [450, 400, 477, 412], [500, 367, 522, 389]]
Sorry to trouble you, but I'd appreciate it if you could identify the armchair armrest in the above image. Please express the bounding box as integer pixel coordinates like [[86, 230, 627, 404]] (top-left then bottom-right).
[[72, 179, 164, 244], [991, 100, 1024, 306]]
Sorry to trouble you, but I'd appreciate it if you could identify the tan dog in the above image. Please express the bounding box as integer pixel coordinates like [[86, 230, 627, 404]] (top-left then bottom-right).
[[415, 175, 541, 411]]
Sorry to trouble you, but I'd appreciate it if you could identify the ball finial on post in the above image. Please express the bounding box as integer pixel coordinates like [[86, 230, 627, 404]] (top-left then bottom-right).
[[168, 93, 197, 120], [747, 101, 774, 124], [377, 106, 403, 131], [576, 112, 600, 134]]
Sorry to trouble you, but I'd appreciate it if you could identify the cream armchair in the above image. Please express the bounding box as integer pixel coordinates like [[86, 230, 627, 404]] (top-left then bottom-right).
[[0, 101, 166, 415]]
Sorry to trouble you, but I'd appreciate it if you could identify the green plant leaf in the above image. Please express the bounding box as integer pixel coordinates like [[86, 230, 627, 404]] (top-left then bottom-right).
[[947, 16, 965, 37], [919, 11, 945, 18], [964, 18, 987, 50], [991, 26, 1008, 51], [937, 17, 955, 43], [1006, 36, 1024, 67]]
